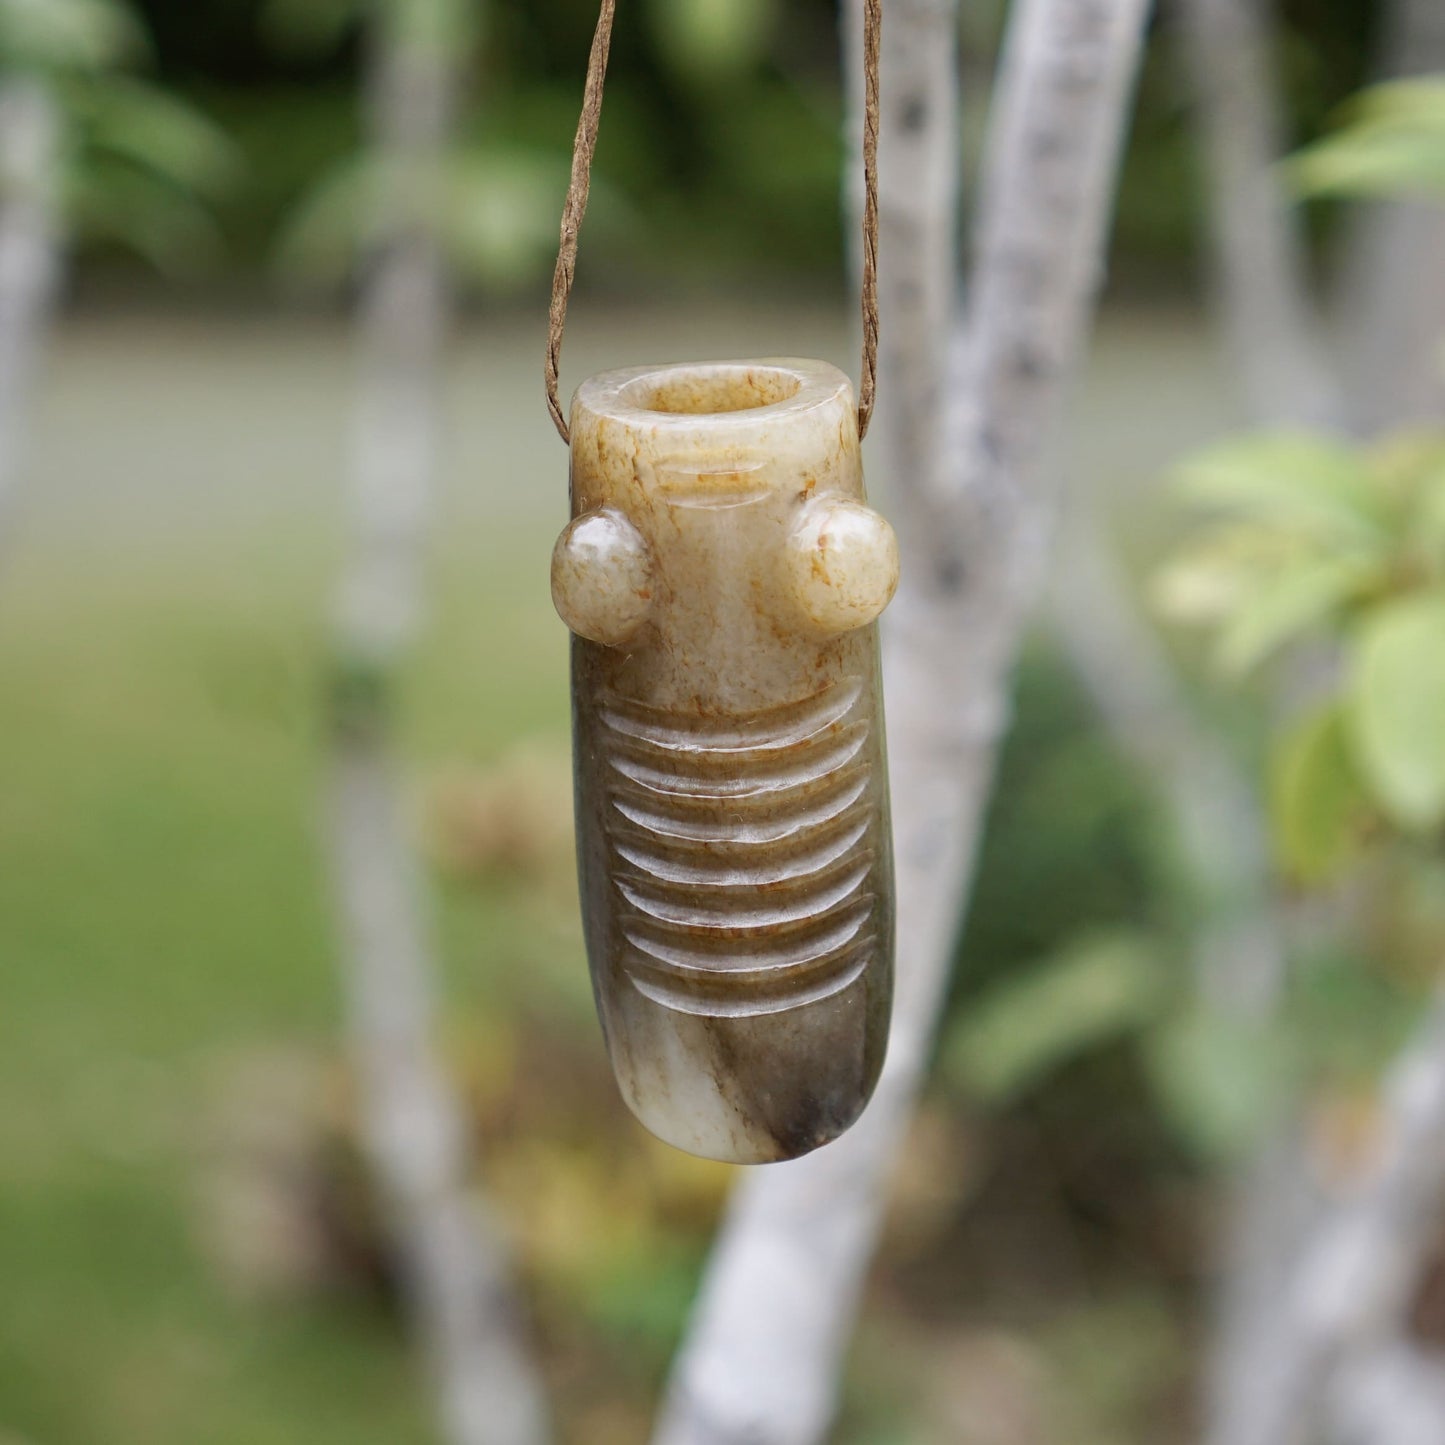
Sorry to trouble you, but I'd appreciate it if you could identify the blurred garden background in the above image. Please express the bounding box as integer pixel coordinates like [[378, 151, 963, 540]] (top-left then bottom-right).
[[2, 1, 1442, 1443]]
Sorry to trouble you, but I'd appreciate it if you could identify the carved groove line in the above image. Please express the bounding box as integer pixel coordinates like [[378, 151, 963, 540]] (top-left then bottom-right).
[[600, 677, 878, 1018]]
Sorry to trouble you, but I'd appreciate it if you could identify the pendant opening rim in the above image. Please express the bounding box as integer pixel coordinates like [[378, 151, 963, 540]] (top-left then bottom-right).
[[621, 363, 805, 419]]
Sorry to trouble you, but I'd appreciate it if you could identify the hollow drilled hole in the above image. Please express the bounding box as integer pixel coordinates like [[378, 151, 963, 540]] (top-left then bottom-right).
[[628, 367, 802, 416]]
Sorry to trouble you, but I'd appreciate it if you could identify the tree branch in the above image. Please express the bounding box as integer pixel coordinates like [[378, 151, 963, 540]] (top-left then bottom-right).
[[327, 6, 550, 1443], [1143, 13, 1361, 1438], [652, 2, 1150, 1440]]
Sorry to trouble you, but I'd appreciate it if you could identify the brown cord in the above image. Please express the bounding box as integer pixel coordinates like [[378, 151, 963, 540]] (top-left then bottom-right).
[[545, 0, 883, 444]]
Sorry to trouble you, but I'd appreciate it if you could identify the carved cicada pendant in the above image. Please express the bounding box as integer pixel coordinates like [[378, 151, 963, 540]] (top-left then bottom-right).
[[551, 359, 898, 1163]]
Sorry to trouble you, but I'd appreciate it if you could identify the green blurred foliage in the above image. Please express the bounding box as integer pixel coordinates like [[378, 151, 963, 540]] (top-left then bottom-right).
[[1143, 1006, 1295, 1162], [950, 69, 1445, 1175], [1151, 76, 1445, 1218], [943, 931, 1167, 1104], [939, 647, 1232, 1163], [122, 0, 847, 292], [272, 147, 576, 290], [1161, 428, 1445, 840], [1270, 701, 1370, 882], [0, 0, 239, 273], [1295, 77, 1445, 200], [643, 0, 777, 82], [60, 72, 240, 273], [0, 0, 1386, 294], [256, 0, 360, 60], [941, 643, 1327, 1167], [0, 0, 147, 73], [1351, 592, 1445, 829]]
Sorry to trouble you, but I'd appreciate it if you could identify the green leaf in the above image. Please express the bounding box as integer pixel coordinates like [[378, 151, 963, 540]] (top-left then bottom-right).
[[1345, 78, 1445, 126], [1367, 430, 1445, 502], [1293, 951, 1422, 1082], [1293, 79, 1445, 202], [1213, 554, 1376, 675], [1154, 546, 1258, 626], [645, 0, 777, 81], [1293, 128, 1445, 201], [441, 151, 572, 287], [1270, 703, 1370, 883], [1347, 591, 1445, 831], [276, 147, 571, 290], [271, 154, 369, 281], [65, 155, 224, 274], [1144, 1009, 1293, 1162], [942, 933, 1164, 1103], [1176, 432, 1388, 543], [1155, 525, 1316, 625], [70, 76, 240, 200], [0, 0, 145, 72], [1414, 457, 1445, 571]]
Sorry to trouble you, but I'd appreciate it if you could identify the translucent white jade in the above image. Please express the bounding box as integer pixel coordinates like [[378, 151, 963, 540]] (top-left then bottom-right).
[[553, 358, 898, 1163]]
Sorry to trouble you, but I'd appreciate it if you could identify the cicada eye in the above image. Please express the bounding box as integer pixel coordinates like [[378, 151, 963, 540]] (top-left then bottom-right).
[[551, 508, 655, 647], [785, 498, 900, 637]]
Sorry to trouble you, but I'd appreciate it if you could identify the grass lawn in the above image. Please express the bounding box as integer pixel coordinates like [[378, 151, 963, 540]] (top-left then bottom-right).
[[0, 513, 583, 1445]]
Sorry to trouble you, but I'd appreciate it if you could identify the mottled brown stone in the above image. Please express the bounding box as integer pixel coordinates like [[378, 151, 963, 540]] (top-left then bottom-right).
[[552, 359, 898, 1163]]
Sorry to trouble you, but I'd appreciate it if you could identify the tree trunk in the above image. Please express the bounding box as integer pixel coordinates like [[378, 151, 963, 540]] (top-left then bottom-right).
[[0, 76, 61, 553], [327, 5, 550, 1443], [652, 2, 1150, 1440], [1048, 508, 1285, 1019], [1333, 1339, 1445, 1445], [1212, 989, 1445, 1445], [1160, 12, 1358, 1438], [1341, 0, 1445, 432], [1177, 0, 1341, 428]]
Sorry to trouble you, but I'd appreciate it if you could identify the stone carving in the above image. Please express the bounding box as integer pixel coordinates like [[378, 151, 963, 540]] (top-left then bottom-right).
[[553, 358, 898, 1163]]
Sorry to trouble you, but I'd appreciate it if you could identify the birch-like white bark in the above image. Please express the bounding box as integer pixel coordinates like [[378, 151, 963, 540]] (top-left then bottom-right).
[[1212, 990, 1445, 1445], [0, 76, 61, 551], [1059, 0, 1326, 1002], [1178, 0, 1342, 428], [1342, 0, 1445, 432], [1104, 6, 1444, 1442], [1049, 510, 1285, 1017], [330, 750, 550, 1445], [1151, 12, 1357, 1438], [653, 3, 1150, 1441], [328, 6, 549, 1444], [844, 0, 960, 508], [1319, 0, 1445, 1361], [1052, 520, 1328, 1445], [1333, 1339, 1445, 1445]]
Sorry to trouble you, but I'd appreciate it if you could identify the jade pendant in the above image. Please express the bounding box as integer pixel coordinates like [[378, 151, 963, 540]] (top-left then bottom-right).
[[551, 359, 898, 1163]]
